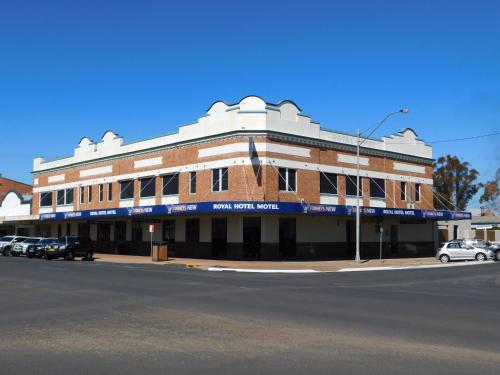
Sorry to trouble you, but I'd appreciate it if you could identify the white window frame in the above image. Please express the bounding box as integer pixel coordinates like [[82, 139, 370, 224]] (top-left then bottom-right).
[[211, 168, 228, 192], [279, 168, 297, 192], [189, 171, 196, 194], [108, 182, 113, 201], [56, 189, 73, 206], [98, 184, 104, 202]]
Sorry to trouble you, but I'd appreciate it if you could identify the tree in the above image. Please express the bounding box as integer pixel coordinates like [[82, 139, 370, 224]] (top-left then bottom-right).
[[479, 168, 500, 215], [433, 155, 480, 211]]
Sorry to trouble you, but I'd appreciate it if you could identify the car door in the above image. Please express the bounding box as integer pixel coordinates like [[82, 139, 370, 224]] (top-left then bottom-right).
[[446, 242, 462, 260], [458, 243, 474, 260]]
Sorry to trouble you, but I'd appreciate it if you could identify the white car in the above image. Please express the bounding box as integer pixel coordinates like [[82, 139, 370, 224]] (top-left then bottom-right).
[[436, 241, 494, 263], [0, 236, 28, 256], [11, 237, 43, 256]]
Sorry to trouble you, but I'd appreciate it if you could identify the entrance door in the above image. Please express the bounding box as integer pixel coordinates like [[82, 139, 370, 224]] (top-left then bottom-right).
[[114, 221, 127, 253], [97, 223, 111, 251], [390, 225, 398, 254], [243, 217, 261, 258], [212, 218, 227, 258], [279, 217, 296, 258]]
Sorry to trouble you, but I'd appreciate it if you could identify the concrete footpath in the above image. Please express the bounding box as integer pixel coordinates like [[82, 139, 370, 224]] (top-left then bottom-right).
[[93, 253, 447, 272]]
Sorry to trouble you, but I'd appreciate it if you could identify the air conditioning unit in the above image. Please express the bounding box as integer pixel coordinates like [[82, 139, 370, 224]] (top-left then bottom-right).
[[407, 203, 415, 209]]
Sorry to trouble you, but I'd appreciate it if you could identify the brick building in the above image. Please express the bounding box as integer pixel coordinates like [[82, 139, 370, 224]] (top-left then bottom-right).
[[31, 96, 470, 259], [0, 175, 31, 203]]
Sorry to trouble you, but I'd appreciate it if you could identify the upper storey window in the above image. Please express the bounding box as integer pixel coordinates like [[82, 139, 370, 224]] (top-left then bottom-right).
[[345, 175, 362, 197], [212, 168, 228, 192], [320, 173, 337, 195], [370, 178, 385, 199], [163, 174, 179, 195], [279, 168, 296, 192], [140, 177, 156, 198], [120, 180, 134, 200], [56, 189, 73, 206], [40, 192, 53, 207]]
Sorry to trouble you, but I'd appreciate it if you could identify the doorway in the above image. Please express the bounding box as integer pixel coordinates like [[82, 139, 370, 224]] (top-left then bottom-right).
[[243, 217, 261, 258], [212, 218, 227, 258], [114, 221, 127, 253], [97, 223, 111, 251], [279, 217, 296, 258]]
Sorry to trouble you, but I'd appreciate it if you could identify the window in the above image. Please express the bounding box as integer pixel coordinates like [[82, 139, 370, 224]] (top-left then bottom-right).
[[56, 189, 73, 206], [189, 171, 196, 194], [140, 177, 156, 198], [79, 186, 85, 204], [66, 223, 71, 236], [370, 178, 385, 199], [40, 192, 53, 207], [278, 168, 296, 192], [212, 168, 228, 192], [186, 219, 200, 243], [320, 173, 337, 195], [108, 183, 113, 201], [162, 219, 175, 243], [345, 175, 362, 196], [415, 183, 421, 202], [99, 184, 104, 202], [88, 186, 93, 203], [120, 180, 134, 200], [401, 181, 407, 201], [162, 174, 179, 195]]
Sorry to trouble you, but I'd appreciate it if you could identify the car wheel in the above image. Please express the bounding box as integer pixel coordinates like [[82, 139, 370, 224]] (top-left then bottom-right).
[[440, 254, 450, 264], [475, 253, 486, 262], [64, 251, 74, 261], [495, 252, 500, 261], [85, 253, 94, 261], [2, 248, 10, 256]]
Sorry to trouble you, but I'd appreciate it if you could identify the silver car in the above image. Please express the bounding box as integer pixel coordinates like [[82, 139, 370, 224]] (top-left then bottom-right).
[[436, 241, 494, 263]]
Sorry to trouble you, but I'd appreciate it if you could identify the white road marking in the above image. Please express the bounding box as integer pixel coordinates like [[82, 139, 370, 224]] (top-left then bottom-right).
[[207, 268, 320, 274]]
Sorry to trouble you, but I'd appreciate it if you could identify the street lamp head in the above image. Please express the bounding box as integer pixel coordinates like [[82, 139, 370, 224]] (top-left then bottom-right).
[[399, 108, 409, 114]]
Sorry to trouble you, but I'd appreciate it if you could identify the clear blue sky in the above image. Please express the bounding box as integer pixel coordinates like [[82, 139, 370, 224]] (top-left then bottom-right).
[[1, 0, 499, 208]]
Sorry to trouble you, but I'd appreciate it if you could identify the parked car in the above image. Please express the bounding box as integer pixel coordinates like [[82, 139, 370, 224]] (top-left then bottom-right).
[[44, 236, 94, 261], [11, 237, 43, 256], [0, 236, 28, 256], [436, 241, 494, 263], [463, 239, 500, 261], [26, 237, 58, 258]]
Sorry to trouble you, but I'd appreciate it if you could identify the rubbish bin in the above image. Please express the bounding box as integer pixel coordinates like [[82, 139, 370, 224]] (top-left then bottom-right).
[[152, 242, 168, 262]]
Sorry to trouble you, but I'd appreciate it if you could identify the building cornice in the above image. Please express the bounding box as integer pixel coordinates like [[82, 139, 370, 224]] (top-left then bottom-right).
[[32, 130, 433, 176]]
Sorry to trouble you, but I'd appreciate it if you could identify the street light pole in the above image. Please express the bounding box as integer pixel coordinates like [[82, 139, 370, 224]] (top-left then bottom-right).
[[354, 109, 409, 263], [355, 128, 361, 262]]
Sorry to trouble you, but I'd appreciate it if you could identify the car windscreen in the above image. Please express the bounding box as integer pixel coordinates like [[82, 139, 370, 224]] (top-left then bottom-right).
[[475, 240, 487, 248], [0, 236, 15, 242], [16, 238, 28, 242], [24, 238, 41, 244]]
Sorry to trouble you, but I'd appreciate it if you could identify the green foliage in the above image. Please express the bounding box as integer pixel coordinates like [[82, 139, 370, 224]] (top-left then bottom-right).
[[479, 168, 500, 214], [433, 155, 480, 211]]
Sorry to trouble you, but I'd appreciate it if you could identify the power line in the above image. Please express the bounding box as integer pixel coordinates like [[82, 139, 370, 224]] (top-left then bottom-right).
[[427, 131, 500, 144]]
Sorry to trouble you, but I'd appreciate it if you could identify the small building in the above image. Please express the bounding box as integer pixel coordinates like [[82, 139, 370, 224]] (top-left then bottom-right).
[[0, 191, 37, 236], [30, 96, 470, 259]]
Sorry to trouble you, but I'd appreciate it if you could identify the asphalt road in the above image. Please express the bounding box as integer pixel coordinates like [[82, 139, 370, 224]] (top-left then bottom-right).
[[0, 257, 499, 375]]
